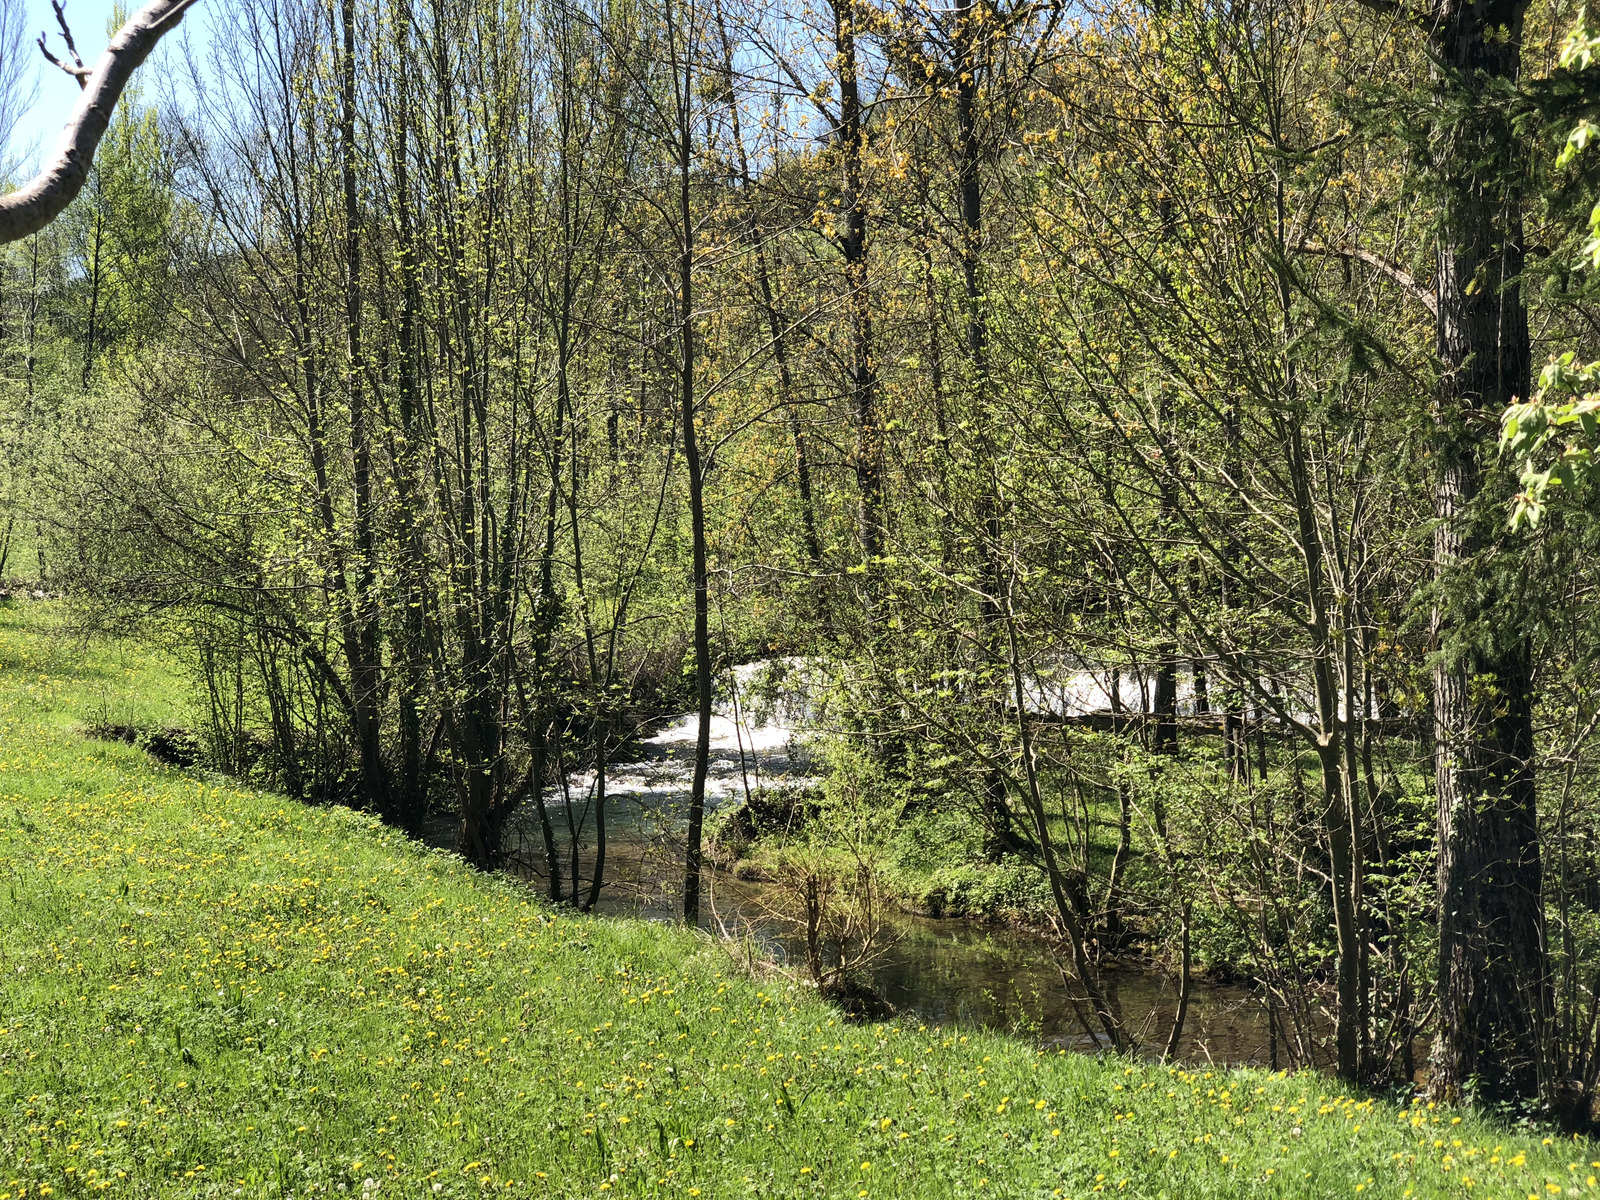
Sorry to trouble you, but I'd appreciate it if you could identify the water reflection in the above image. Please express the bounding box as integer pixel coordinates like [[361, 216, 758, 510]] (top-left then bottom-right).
[[494, 661, 1329, 1071], [506, 832, 1325, 1071]]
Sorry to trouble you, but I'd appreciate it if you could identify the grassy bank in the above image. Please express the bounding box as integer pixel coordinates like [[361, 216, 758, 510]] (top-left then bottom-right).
[[0, 603, 1587, 1199]]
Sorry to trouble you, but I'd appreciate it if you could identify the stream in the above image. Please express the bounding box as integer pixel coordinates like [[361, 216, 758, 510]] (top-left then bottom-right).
[[504, 661, 1325, 1069]]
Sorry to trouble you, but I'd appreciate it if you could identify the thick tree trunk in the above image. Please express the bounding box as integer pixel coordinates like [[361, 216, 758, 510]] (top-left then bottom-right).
[[1152, 660, 1178, 755], [1432, 625, 1546, 1101], [455, 696, 506, 868], [950, 6, 1027, 859], [1427, 0, 1550, 1106], [388, 0, 429, 835]]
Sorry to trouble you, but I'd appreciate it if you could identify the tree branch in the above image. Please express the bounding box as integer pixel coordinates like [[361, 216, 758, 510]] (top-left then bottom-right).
[[38, 0, 93, 87], [0, 0, 197, 244], [36, 38, 92, 86], [1297, 239, 1438, 318], [44, 0, 90, 85]]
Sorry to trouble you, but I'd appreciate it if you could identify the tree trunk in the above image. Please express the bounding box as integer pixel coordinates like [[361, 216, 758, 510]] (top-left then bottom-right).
[[387, 0, 430, 835], [951, 4, 1026, 860], [832, 0, 885, 584], [1284, 408, 1363, 1083], [673, 1, 712, 928], [1426, 0, 1550, 1106], [1317, 742, 1361, 1080], [339, 0, 390, 819], [81, 195, 103, 392]]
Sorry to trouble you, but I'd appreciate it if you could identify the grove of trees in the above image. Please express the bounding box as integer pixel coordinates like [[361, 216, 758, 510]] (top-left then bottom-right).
[[7, 0, 1600, 1119]]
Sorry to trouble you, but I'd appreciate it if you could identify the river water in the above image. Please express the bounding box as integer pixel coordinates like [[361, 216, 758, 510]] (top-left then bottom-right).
[[504, 661, 1323, 1069]]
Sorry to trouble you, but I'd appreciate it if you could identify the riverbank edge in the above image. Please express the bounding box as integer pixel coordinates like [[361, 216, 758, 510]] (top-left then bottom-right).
[[707, 798, 1256, 991], [0, 601, 1594, 1197]]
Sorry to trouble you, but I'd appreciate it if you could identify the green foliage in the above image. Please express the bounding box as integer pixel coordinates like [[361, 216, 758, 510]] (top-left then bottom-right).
[[63, 99, 171, 372], [5, 0, 1600, 1111], [1502, 5, 1600, 529], [1557, 5, 1600, 269], [1503, 355, 1600, 527]]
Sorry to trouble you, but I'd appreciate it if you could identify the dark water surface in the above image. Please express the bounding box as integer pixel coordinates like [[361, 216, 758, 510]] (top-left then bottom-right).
[[492, 687, 1326, 1070], [507, 829, 1321, 1070]]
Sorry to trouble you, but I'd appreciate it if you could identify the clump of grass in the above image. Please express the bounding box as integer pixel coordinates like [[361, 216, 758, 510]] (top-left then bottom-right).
[[0, 603, 1587, 1199]]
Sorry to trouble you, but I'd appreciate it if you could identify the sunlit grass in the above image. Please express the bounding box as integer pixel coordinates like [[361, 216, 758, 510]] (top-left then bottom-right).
[[0, 601, 1585, 1198]]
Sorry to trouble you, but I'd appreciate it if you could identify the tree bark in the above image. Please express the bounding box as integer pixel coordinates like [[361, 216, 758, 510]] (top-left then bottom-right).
[[672, 0, 712, 928], [338, 0, 391, 820], [831, 0, 885, 581], [385, 0, 429, 834], [1426, 0, 1551, 1106], [0, 0, 196, 243]]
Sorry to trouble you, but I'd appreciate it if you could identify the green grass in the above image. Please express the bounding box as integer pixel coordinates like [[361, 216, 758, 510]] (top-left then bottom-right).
[[0, 602, 1588, 1200]]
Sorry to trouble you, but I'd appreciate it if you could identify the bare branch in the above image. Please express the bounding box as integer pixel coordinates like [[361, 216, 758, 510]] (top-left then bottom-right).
[[49, 0, 87, 78], [36, 35, 91, 88], [0, 0, 197, 244], [1296, 239, 1437, 318], [0, 0, 36, 167]]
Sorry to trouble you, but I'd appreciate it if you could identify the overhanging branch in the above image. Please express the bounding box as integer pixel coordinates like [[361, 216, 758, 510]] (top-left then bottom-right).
[[1297, 239, 1437, 318], [0, 0, 198, 244]]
